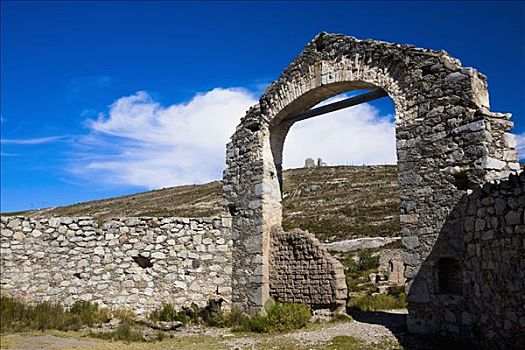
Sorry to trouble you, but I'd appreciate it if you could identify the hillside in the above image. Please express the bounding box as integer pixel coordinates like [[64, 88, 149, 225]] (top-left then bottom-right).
[[281, 165, 400, 241], [15, 165, 400, 243]]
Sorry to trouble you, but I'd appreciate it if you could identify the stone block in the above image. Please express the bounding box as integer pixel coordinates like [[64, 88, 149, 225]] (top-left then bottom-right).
[[505, 210, 521, 225]]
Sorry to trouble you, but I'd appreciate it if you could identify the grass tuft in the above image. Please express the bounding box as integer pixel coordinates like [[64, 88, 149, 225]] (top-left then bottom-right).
[[234, 301, 311, 333], [0, 297, 110, 333], [148, 303, 199, 325], [147, 300, 311, 333], [349, 293, 407, 312], [89, 321, 144, 343]]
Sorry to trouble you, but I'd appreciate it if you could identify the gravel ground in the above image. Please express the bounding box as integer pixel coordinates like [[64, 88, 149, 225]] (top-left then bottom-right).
[[1, 310, 473, 350], [286, 319, 398, 345], [1, 334, 101, 350]]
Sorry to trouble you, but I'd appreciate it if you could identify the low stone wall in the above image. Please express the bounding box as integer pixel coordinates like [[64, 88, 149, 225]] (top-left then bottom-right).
[[269, 227, 347, 311], [0, 216, 232, 315], [324, 237, 401, 253], [462, 172, 525, 349]]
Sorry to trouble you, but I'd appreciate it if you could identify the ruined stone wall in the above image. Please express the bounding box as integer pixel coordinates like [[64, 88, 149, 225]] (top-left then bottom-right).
[[461, 172, 525, 349], [269, 227, 347, 311], [378, 249, 406, 286], [223, 105, 282, 314], [0, 216, 232, 315], [224, 32, 519, 319]]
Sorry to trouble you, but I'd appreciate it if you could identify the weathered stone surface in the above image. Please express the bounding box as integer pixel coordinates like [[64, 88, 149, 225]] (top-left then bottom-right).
[[269, 227, 347, 311], [0, 216, 232, 315], [304, 158, 316, 168], [324, 237, 401, 253], [378, 249, 406, 285], [459, 173, 525, 349], [222, 32, 520, 347], [1, 32, 522, 349]]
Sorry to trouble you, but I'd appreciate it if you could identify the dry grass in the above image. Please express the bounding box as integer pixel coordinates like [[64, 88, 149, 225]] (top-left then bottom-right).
[[10, 165, 400, 243], [0, 329, 402, 350], [349, 294, 407, 312], [0, 332, 228, 350], [0, 297, 110, 333], [281, 165, 400, 242]]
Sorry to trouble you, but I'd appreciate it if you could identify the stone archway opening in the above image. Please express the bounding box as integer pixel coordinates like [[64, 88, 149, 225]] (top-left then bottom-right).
[[224, 33, 518, 337], [278, 88, 400, 242], [267, 85, 401, 313], [264, 82, 406, 239]]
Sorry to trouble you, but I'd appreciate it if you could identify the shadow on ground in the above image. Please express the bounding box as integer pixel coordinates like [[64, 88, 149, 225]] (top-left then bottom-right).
[[348, 309, 477, 350]]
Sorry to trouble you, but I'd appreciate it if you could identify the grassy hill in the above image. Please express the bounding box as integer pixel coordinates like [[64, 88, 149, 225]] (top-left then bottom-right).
[[11, 165, 400, 243], [281, 165, 400, 242]]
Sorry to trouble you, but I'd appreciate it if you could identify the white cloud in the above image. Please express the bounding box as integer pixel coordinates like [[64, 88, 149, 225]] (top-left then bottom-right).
[[71, 89, 396, 189], [283, 95, 396, 168], [516, 133, 525, 160], [0, 136, 66, 145], [71, 88, 257, 189]]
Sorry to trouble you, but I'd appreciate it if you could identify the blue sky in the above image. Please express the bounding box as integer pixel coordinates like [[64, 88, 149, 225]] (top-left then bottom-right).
[[1, 1, 524, 212]]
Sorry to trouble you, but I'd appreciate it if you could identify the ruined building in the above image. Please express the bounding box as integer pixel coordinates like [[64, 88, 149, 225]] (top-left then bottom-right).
[[223, 32, 523, 349], [1, 33, 523, 349], [304, 157, 327, 168]]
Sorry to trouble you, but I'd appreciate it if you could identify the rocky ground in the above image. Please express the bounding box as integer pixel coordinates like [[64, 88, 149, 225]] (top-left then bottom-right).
[[0, 318, 399, 350], [0, 310, 474, 350]]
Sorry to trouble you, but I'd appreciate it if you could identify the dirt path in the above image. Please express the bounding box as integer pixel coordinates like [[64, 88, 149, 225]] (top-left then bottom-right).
[[1, 318, 405, 350], [286, 319, 397, 345], [1, 333, 102, 350]]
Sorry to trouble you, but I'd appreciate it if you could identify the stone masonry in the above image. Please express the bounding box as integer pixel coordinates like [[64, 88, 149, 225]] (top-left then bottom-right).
[[0, 32, 522, 348], [304, 158, 327, 168], [269, 227, 347, 311], [461, 173, 524, 349], [223, 32, 521, 346], [0, 216, 232, 315], [378, 249, 406, 286]]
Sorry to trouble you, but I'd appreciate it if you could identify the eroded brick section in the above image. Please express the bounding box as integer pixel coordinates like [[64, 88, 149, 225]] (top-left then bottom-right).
[[269, 227, 346, 311]]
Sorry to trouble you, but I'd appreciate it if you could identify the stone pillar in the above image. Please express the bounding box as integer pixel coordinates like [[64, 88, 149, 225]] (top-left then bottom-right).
[[223, 106, 282, 313]]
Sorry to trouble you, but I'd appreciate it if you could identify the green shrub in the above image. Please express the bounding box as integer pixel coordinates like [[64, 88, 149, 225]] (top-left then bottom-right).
[[112, 308, 137, 322], [149, 303, 178, 322], [238, 314, 271, 333], [331, 313, 353, 322], [89, 321, 144, 343], [357, 250, 379, 271], [68, 300, 111, 327], [148, 302, 248, 329], [226, 307, 250, 327], [349, 293, 407, 312], [235, 301, 311, 333], [349, 282, 378, 294], [202, 307, 248, 328], [149, 300, 311, 333], [30, 301, 70, 331], [341, 250, 382, 295], [341, 250, 379, 277], [0, 297, 31, 332], [266, 301, 311, 332], [328, 336, 366, 350], [148, 303, 200, 325], [155, 330, 166, 341], [112, 322, 144, 342], [387, 285, 406, 297]]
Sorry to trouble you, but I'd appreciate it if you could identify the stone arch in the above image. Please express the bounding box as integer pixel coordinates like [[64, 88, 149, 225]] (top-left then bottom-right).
[[223, 32, 518, 317]]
